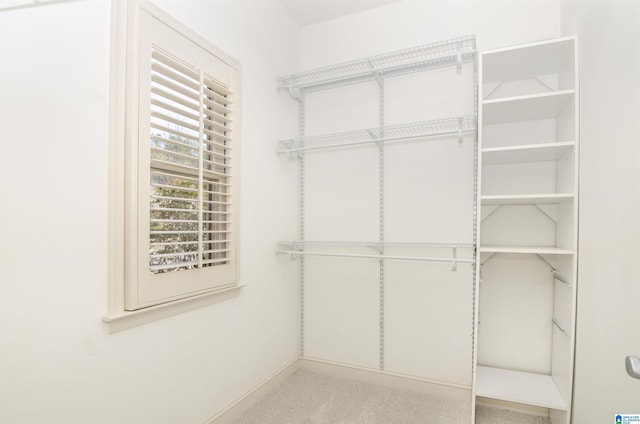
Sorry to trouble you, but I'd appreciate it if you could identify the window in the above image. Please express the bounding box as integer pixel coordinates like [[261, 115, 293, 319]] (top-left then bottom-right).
[[122, 2, 241, 311]]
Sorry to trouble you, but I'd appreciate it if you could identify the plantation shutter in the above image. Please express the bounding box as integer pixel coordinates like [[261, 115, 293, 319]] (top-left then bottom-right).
[[149, 48, 233, 273], [126, 9, 239, 310]]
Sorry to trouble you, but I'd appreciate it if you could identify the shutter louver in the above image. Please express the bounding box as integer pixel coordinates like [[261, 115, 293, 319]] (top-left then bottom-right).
[[149, 47, 233, 274]]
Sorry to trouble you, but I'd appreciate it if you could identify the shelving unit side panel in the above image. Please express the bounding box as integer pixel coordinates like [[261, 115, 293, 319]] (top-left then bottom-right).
[[472, 52, 485, 423], [555, 97, 576, 145], [552, 263, 573, 407], [556, 147, 576, 194], [555, 200, 576, 251], [551, 328, 572, 412]]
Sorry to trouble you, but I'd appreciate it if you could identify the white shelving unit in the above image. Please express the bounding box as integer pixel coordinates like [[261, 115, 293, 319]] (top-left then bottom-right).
[[277, 35, 478, 387], [474, 36, 579, 424]]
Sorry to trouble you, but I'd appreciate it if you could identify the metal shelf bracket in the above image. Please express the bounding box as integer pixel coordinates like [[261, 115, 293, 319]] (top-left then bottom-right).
[[481, 204, 501, 222], [553, 270, 570, 286], [289, 86, 301, 99], [367, 59, 384, 87], [534, 204, 559, 223], [552, 317, 569, 336]]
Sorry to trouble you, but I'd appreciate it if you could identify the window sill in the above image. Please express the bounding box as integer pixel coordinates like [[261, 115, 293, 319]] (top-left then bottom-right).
[[103, 284, 245, 333]]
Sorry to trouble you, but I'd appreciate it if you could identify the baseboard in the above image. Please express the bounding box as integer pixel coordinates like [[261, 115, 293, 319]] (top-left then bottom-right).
[[299, 356, 472, 403], [201, 356, 300, 424], [476, 396, 550, 417], [203, 356, 473, 424]]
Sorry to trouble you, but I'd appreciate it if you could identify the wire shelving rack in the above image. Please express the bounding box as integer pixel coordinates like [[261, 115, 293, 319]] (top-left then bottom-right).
[[276, 34, 478, 372], [277, 35, 476, 96], [278, 116, 476, 156]]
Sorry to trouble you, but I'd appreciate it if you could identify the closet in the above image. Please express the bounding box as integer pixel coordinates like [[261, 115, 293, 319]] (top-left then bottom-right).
[[276, 34, 578, 424], [474, 37, 579, 424]]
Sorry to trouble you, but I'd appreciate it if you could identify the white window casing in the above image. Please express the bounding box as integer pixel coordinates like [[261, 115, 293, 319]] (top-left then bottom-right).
[[120, 1, 241, 312]]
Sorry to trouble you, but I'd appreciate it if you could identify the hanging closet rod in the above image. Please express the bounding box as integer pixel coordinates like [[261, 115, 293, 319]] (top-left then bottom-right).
[[279, 241, 474, 248], [278, 250, 473, 267]]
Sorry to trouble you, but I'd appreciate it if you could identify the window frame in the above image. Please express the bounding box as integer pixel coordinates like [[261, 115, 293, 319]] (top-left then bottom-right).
[[104, 0, 243, 332]]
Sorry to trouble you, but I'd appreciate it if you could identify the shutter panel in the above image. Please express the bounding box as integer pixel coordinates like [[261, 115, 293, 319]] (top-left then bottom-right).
[[148, 47, 234, 274], [126, 8, 239, 311]]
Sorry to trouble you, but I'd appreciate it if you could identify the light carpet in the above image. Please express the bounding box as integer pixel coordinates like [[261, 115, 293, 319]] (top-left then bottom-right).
[[232, 370, 551, 424]]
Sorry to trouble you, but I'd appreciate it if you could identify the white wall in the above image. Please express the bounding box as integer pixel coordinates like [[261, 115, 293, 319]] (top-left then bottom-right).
[[300, 0, 562, 69], [0, 1, 299, 423], [561, 1, 640, 421], [295, 0, 562, 389]]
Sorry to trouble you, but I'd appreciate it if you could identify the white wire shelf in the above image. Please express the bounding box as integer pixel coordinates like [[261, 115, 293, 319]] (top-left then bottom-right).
[[277, 35, 476, 95], [277, 116, 476, 156], [277, 241, 474, 270]]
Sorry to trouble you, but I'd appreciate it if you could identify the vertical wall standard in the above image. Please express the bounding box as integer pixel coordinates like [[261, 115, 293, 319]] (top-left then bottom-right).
[[276, 36, 478, 395]]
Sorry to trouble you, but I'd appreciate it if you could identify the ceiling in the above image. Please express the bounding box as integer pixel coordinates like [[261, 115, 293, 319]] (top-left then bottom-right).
[[279, 0, 404, 26]]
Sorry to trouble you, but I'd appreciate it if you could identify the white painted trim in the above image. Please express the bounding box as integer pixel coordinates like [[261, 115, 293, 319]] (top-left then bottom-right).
[[103, 284, 245, 333], [201, 356, 300, 424], [476, 397, 550, 417], [106, 0, 244, 326], [299, 357, 471, 403], [107, 0, 128, 321]]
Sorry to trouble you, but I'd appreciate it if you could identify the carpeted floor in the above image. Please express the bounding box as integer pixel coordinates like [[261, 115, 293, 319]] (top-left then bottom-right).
[[232, 370, 551, 424]]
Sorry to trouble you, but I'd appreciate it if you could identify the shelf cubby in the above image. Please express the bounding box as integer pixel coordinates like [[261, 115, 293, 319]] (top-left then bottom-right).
[[476, 366, 567, 411], [482, 90, 574, 124], [481, 36, 576, 90], [482, 141, 574, 165]]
